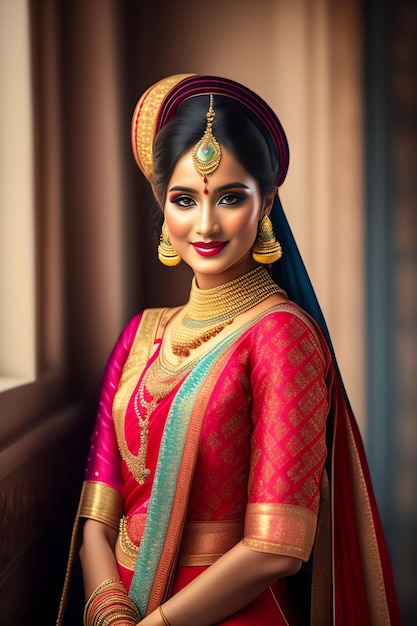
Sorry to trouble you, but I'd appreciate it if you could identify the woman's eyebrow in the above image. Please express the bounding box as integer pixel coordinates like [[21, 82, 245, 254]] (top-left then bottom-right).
[[213, 182, 250, 193], [168, 185, 198, 193], [168, 182, 250, 194]]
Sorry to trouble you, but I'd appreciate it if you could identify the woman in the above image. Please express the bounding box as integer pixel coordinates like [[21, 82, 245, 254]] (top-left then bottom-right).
[[57, 74, 401, 625]]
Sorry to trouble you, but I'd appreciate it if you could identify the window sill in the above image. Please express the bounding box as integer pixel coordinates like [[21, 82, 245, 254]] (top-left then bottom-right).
[[0, 377, 35, 394]]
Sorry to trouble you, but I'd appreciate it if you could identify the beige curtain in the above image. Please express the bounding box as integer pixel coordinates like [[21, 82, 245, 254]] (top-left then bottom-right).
[[58, 0, 365, 421]]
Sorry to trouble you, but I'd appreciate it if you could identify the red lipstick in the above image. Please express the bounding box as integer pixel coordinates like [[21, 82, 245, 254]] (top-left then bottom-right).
[[191, 241, 228, 257]]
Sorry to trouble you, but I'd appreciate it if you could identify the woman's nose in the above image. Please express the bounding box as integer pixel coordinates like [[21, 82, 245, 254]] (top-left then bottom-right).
[[195, 204, 220, 236]]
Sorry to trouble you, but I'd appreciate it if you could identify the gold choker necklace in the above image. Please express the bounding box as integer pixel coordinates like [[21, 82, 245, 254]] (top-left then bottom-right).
[[171, 266, 287, 358]]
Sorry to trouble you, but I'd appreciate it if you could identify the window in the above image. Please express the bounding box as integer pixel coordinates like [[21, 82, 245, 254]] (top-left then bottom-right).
[[0, 0, 36, 392], [0, 0, 67, 445]]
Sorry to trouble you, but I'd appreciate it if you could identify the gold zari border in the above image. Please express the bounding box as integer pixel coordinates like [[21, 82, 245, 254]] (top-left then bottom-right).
[[115, 519, 245, 571], [243, 503, 317, 562], [346, 420, 391, 624], [132, 74, 194, 181], [178, 520, 244, 566], [78, 481, 124, 531]]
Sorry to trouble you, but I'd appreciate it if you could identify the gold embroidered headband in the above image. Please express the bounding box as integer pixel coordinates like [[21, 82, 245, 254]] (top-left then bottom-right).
[[131, 74, 193, 183], [131, 74, 289, 187]]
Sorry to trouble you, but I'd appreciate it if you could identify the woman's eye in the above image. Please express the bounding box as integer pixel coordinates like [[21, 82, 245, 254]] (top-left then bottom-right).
[[172, 195, 196, 208], [219, 193, 243, 206]]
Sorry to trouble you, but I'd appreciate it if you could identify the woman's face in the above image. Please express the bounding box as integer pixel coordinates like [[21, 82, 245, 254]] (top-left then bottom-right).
[[163, 145, 272, 289]]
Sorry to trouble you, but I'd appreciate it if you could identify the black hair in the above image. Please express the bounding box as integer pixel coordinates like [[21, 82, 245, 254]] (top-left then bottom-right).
[[152, 95, 279, 208]]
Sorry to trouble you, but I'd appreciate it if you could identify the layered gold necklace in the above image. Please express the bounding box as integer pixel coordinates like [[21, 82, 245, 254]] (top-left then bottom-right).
[[171, 266, 287, 358]]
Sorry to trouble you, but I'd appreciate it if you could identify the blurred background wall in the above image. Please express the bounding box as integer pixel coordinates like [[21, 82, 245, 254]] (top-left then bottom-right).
[[0, 0, 415, 623]]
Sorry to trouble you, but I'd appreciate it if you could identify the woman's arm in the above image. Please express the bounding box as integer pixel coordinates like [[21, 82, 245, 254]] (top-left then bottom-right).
[[78, 315, 142, 599], [79, 518, 120, 599], [79, 522, 299, 626], [139, 541, 301, 626], [79, 519, 141, 625]]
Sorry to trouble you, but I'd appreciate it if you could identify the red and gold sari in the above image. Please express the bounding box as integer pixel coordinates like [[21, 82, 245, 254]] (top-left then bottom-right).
[[58, 303, 401, 625]]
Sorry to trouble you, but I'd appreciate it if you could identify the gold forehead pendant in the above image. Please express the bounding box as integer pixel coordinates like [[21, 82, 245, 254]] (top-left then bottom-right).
[[192, 95, 222, 193]]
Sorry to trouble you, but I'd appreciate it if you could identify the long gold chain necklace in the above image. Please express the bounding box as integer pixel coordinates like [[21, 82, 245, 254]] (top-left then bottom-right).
[[171, 266, 287, 358], [131, 370, 158, 484], [128, 353, 195, 484]]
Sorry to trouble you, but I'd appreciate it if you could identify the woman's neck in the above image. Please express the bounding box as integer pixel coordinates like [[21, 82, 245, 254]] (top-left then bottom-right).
[[193, 256, 258, 290]]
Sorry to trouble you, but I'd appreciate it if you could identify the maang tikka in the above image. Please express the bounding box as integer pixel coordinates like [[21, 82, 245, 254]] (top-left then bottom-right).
[[192, 95, 221, 193]]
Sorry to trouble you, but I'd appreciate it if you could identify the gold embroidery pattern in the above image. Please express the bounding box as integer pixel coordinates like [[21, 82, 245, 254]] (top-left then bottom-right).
[[186, 305, 330, 524], [119, 515, 140, 558], [345, 414, 392, 624], [178, 520, 244, 566], [113, 308, 194, 485], [115, 513, 147, 571], [79, 481, 124, 530], [132, 74, 193, 181], [187, 359, 252, 520], [113, 309, 164, 484], [248, 312, 329, 514], [115, 516, 245, 570], [243, 502, 316, 561]]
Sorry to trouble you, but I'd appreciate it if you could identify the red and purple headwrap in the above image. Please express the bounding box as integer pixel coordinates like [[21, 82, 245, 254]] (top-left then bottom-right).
[[131, 74, 289, 188]]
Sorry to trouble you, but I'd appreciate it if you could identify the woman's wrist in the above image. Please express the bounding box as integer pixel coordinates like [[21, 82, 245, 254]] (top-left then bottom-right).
[[158, 605, 171, 626], [83, 578, 140, 626]]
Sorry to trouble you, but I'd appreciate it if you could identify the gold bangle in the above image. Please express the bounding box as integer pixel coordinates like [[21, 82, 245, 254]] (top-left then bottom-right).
[[159, 605, 171, 626], [83, 578, 122, 624], [83, 579, 139, 626], [101, 613, 136, 626]]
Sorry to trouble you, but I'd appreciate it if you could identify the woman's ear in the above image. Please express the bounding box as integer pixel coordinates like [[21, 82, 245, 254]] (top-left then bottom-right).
[[261, 187, 278, 218]]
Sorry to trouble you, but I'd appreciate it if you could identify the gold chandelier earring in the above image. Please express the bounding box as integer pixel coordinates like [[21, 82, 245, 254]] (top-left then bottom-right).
[[158, 221, 181, 266], [252, 215, 283, 264]]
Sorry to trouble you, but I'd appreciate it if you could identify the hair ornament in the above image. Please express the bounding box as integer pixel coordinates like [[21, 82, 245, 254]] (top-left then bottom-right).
[[131, 74, 289, 188], [192, 95, 221, 192]]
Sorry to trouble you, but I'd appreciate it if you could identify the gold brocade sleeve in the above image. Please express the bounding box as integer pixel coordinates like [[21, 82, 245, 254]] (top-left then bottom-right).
[[243, 502, 317, 561], [78, 481, 124, 531]]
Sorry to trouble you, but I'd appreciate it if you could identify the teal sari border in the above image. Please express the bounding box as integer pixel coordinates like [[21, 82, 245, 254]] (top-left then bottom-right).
[[128, 328, 242, 616]]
